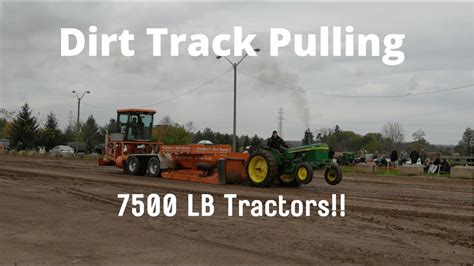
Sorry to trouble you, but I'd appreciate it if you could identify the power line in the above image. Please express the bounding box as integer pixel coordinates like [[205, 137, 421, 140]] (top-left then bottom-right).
[[82, 102, 115, 110], [238, 70, 474, 99], [78, 69, 232, 111], [138, 68, 232, 108]]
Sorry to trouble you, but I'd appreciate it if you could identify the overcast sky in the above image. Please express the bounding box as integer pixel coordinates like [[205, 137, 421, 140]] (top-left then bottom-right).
[[1, 2, 473, 144]]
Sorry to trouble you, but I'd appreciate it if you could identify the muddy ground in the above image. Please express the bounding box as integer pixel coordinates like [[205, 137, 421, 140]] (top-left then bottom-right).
[[0, 154, 472, 264]]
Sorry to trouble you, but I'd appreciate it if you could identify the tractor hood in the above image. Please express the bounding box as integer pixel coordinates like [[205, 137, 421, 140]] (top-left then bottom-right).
[[287, 143, 329, 154]]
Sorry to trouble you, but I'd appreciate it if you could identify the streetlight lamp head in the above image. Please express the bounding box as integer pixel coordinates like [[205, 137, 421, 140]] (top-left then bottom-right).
[[254, 48, 261, 52], [216, 56, 222, 59]]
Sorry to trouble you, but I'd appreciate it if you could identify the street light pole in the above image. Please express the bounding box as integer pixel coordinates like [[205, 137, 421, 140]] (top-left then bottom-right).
[[72, 90, 90, 153], [233, 62, 237, 152], [217, 48, 260, 152]]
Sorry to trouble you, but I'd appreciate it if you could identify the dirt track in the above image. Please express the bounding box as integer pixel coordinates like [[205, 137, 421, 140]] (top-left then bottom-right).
[[0, 155, 472, 264]]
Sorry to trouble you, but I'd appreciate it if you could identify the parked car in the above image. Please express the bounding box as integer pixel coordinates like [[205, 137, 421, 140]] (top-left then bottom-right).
[[49, 145, 75, 157], [0, 139, 10, 151], [93, 144, 105, 155], [197, 140, 214, 145]]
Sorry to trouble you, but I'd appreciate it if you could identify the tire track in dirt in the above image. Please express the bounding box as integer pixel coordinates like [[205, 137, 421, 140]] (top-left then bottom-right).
[[1, 155, 473, 263], [3, 172, 460, 262], [10, 175, 313, 264]]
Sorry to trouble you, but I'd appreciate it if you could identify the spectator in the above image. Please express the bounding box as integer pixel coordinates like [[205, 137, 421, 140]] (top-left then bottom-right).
[[390, 149, 399, 168], [427, 154, 442, 174], [440, 159, 451, 173], [433, 154, 441, 165], [359, 148, 366, 163], [400, 151, 408, 165], [328, 146, 335, 159], [420, 149, 427, 165], [423, 157, 431, 172], [410, 150, 420, 165]]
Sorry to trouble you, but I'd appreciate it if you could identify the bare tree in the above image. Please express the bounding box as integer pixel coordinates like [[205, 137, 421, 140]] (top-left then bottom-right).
[[316, 127, 334, 142], [160, 115, 173, 125], [0, 108, 16, 122], [185, 121, 195, 133], [319, 128, 334, 137], [382, 122, 404, 144], [412, 129, 426, 142]]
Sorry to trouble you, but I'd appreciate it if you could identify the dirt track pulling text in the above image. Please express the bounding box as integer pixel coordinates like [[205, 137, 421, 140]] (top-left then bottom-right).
[[61, 26, 405, 65], [117, 193, 346, 218]]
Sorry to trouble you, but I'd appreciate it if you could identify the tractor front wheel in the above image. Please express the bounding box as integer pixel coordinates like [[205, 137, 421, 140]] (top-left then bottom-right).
[[278, 174, 300, 187], [246, 150, 278, 187], [295, 162, 313, 185], [324, 164, 342, 185]]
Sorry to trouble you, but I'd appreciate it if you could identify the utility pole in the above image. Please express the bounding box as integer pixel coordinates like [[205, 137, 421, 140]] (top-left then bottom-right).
[[68, 110, 73, 126], [233, 62, 237, 152], [216, 48, 260, 152], [277, 108, 284, 138], [72, 90, 90, 153]]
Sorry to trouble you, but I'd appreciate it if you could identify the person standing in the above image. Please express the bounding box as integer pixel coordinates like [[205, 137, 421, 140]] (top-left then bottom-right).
[[328, 146, 335, 159], [410, 150, 420, 165], [359, 148, 366, 163], [390, 149, 399, 168], [420, 149, 427, 165]]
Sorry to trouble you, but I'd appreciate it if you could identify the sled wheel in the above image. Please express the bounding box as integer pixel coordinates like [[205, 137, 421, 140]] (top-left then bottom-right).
[[295, 162, 313, 185], [324, 164, 342, 185], [147, 157, 161, 177], [126, 156, 140, 175]]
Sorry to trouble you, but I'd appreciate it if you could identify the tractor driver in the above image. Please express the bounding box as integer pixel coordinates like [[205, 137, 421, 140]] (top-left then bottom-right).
[[267, 130, 289, 152], [129, 117, 144, 139]]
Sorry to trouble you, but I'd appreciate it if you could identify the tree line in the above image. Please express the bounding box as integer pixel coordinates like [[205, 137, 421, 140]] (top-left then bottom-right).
[[0, 103, 106, 152], [303, 122, 472, 155], [152, 115, 266, 150], [0, 103, 472, 155], [0, 104, 266, 152]]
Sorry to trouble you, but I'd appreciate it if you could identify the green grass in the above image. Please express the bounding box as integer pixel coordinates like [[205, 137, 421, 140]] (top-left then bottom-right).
[[340, 165, 452, 178], [340, 165, 355, 173]]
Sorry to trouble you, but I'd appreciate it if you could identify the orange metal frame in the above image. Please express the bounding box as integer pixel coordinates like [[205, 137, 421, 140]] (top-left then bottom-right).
[[160, 144, 248, 184], [98, 131, 161, 169]]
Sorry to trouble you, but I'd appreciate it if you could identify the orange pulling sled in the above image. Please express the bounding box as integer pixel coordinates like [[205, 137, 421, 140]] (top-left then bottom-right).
[[98, 109, 248, 185]]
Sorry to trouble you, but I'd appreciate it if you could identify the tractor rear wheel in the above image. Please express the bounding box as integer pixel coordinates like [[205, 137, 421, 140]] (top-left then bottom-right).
[[246, 150, 278, 187], [324, 164, 342, 185], [147, 157, 161, 177], [295, 162, 314, 185], [278, 174, 300, 187]]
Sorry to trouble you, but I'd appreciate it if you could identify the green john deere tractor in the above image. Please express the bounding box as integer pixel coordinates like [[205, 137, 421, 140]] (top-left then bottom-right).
[[246, 143, 342, 187]]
